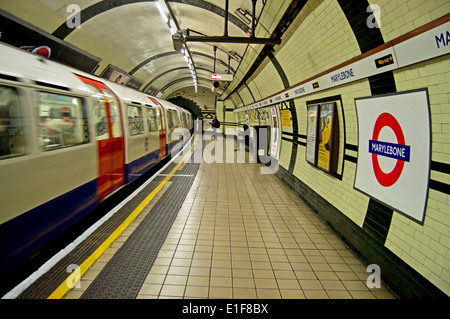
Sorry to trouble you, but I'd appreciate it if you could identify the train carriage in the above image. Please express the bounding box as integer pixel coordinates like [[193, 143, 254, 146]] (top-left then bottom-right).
[[0, 43, 194, 278]]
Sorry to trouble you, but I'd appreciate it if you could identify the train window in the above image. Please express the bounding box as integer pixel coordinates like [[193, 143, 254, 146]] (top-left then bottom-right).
[[0, 85, 25, 160], [103, 88, 123, 138], [84, 83, 109, 141], [156, 107, 161, 130], [167, 110, 174, 129], [128, 105, 144, 135], [182, 113, 187, 127], [38, 92, 89, 151], [147, 108, 157, 132], [160, 108, 166, 130], [155, 108, 162, 131], [173, 111, 180, 126]]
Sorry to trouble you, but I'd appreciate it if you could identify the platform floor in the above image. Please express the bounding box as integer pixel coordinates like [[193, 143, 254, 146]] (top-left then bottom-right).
[[64, 137, 396, 299]]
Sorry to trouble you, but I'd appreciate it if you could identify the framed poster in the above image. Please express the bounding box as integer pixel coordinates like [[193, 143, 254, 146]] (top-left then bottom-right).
[[317, 102, 336, 172], [270, 106, 279, 159], [280, 108, 292, 127], [354, 89, 430, 224], [306, 104, 319, 165]]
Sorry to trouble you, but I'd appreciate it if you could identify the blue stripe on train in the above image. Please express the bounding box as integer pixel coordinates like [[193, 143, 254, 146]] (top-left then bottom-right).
[[0, 180, 97, 277], [125, 149, 160, 183]]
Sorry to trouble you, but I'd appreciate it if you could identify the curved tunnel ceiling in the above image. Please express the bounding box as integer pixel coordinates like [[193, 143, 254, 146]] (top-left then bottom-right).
[[21, 0, 267, 100]]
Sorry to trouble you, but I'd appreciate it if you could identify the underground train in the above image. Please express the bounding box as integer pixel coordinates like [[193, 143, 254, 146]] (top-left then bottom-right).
[[0, 43, 194, 278]]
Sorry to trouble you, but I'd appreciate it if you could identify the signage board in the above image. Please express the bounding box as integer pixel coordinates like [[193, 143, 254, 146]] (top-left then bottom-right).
[[210, 73, 234, 81], [354, 89, 430, 224]]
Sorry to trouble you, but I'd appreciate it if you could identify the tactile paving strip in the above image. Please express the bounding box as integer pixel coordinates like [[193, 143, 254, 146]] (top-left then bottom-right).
[[81, 161, 200, 299], [17, 167, 175, 299]]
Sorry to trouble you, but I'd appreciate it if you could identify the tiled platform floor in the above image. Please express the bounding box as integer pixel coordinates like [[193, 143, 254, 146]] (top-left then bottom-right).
[[135, 141, 397, 299], [65, 138, 397, 299]]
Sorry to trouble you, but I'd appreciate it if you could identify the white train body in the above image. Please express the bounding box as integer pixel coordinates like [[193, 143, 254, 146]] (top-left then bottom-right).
[[0, 43, 193, 276]]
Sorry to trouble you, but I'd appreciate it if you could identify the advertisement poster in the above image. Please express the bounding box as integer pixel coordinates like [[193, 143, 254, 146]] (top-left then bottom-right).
[[270, 106, 279, 159], [101, 65, 144, 90], [354, 89, 430, 224], [306, 104, 319, 165], [280, 109, 292, 127], [317, 102, 335, 172]]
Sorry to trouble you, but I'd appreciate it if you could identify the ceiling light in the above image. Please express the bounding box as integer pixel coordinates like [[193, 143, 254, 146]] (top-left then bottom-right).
[[156, 1, 168, 23]]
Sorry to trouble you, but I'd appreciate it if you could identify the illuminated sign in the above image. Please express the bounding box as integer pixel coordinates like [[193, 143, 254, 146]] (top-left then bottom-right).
[[375, 54, 394, 68], [209, 73, 234, 81]]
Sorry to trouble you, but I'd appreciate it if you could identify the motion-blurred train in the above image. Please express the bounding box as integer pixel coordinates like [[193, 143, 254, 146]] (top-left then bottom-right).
[[0, 43, 194, 277]]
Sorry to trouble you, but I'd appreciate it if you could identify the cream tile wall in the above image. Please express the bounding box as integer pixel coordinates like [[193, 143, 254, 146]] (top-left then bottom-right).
[[230, 0, 450, 295], [385, 55, 450, 295], [371, 0, 450, 42], [291, 80, 371, 227], [274, 0, 360, 85]]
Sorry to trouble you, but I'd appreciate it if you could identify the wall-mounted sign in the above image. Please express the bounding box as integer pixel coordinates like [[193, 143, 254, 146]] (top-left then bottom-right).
[[354, 89, 430, 224], [306, 104, 319, 165], [375, 54, 395, 68], [317, 102, 337, 172], [210, 73, 234, 81]]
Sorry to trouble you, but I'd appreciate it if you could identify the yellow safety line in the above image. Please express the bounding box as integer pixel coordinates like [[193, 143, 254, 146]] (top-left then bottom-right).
[[48, 136, 197, 299]]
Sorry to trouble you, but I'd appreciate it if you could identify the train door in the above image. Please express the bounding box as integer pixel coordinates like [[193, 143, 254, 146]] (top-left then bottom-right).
[[77, 75, 125, 199], [148, 97, 166, 159]]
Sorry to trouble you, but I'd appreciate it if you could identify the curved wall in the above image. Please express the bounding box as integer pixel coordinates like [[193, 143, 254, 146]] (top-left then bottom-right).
[[226, 0, 450, 297]]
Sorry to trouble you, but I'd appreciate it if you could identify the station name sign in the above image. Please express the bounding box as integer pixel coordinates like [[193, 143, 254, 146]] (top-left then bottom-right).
[[210, 73, 234, 81]]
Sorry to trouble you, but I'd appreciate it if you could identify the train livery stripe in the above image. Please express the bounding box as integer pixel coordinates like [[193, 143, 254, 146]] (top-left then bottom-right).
[[47, 135, 198, 299]]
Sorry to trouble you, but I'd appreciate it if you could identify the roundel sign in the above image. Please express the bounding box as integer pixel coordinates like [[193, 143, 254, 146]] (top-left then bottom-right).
[[369, 113, 410, 187], [354, 89, 430, 224]]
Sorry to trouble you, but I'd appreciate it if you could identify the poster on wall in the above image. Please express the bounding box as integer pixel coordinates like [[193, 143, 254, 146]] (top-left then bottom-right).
[[101, 65, 144, 90], [317, 102, 336, 172], [270, 106, 279, 159], [280, 108, 292, 127], [306, 104, 319, 165], [354, 89, 430, 224]]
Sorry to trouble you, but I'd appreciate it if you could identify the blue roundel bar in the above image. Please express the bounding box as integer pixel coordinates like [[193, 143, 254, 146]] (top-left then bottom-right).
[[369, 140, 411, 162]]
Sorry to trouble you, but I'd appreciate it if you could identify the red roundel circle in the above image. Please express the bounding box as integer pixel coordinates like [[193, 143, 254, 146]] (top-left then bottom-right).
[[371, 113, 406, 187]]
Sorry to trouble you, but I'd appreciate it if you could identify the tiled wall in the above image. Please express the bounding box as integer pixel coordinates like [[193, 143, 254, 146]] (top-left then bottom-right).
[[227, 0, 449, 297]]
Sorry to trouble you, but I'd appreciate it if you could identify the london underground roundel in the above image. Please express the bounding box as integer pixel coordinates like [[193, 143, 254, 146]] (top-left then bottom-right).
[[354, 89, 430, 224], [369, 113, 410, 187]]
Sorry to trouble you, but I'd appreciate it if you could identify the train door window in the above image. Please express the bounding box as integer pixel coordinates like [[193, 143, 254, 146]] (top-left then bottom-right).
[[38, 92, 89, 151], [155, 108, 162, 131], [103, 88, 122, 138], [128, 105, 144, 135], [167, 110, 174, 129], [0, 85, 25, 160], [182, 113, 187, 128], [84, 83, 109, 141], [173, 110, 179, 126], [147, 108, 157, 132], [172, 110, 178, 127], [160, 107, 166, 130]]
